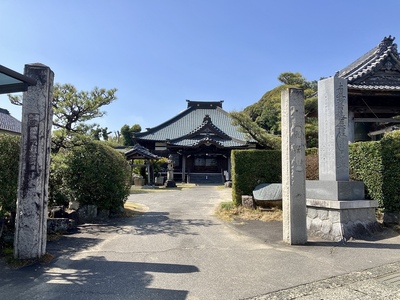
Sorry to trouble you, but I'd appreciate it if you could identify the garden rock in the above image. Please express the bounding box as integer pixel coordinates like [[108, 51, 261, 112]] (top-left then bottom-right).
[[253, 183, 282, 208], [242, 195, 255, 209]]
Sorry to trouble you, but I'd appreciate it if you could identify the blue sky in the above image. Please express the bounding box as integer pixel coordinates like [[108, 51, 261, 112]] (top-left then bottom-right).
[[2, 0, 400, 135]]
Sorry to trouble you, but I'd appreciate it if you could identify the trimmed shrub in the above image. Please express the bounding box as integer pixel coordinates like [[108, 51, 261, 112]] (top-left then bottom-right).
[[49, 150, 70, 207], [231, 150, 281, 206], [380, 131, 400, 212], [349, 141, 383, 203], [349, 133, 400, 212], [0, 134, 20, 217], [64, 141, 131, 213], [305, 147, 318, 156]]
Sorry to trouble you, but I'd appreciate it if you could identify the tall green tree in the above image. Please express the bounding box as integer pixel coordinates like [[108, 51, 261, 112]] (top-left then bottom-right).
[[230, 111, 281, 150], [101, 127, 111, 141], [90, 125, 111, 141], [90, 126, 102, 140], [278, 72, 307, 86], [121, 124, 132, 146], [8, 83, 117, 152], [235, 72, 318, 148], [131, 124, 141, 133], [120, 124, 141, 146], [51, 84, 117, 152]]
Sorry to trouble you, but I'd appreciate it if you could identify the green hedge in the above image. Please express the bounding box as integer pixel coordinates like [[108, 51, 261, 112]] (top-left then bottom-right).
[[49, 150, 71, 207], [1, 137, 132, 217], [380, 131, 400, 211], [305, 147, 318, 156], [63, 141, 132, 212], [349, 131, 400, 212], [0, 134, 20, 217], [231, 150, 281, 206], [349, 141, 383, 203]]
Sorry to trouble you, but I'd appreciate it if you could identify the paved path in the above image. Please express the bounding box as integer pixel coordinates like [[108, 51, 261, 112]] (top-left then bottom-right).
[[1, 185, 400, 299]]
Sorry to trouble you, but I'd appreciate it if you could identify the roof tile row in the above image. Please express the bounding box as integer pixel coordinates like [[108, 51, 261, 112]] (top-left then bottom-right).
[[0, 108, 21, 134]]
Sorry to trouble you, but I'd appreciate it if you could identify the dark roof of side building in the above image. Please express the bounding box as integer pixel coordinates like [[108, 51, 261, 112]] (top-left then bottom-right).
[[133, 100, 251, 148], [338, 36, 400, 91], [125, 143, 160, 160], [0, 108, 21, 134]]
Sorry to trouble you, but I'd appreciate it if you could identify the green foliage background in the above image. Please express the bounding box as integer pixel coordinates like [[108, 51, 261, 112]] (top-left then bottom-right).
[[0, 134, 20, 216], [237, 72, 318, 148]]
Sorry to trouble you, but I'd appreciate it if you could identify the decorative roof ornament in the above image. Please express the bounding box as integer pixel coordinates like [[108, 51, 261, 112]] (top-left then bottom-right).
[[203, 114, 212, 124], [337, 36, 400, 91], [378, 35, 397, 56], [186, 114, 229, 139]]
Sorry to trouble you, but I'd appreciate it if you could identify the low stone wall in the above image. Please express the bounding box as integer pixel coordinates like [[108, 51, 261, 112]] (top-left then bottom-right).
[[47, 218, 76, 234], [78, 205, 98, 223], [383, 212, 400, 226], [307, 199, 380, 241]]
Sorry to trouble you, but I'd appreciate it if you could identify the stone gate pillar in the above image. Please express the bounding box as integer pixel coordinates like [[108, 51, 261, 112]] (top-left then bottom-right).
[[14, 64, 54, 259], [281, 88, 307, 245]]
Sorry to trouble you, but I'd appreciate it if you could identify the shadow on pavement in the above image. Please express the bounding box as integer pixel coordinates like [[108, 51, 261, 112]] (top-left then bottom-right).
[[131, 212, 218, 236], [2, 255, 198, 300]]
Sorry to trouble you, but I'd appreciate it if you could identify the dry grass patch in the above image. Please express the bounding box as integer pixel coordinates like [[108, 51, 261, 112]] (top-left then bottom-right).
[[2, 250, 55, 269], [216, 201, 282, 222], [124, 202, 148, 217]]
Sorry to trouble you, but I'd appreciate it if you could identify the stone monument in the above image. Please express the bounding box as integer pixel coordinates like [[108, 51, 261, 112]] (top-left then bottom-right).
[[281, 88, 307, 245], [164, 154, 177, 187], [306, 76, 379, 241], [14, 64, 54, 259]]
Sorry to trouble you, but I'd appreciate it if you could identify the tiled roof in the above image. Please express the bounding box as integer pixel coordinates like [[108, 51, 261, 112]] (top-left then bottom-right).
[[134, 100, 251, 148], [338, 36, 400, 91], [0, 108, 21, 134], [125, 143, 160, 160], [169, 136, 248, 148]]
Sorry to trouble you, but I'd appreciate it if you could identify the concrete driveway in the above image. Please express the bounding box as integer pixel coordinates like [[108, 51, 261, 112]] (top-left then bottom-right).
[[2, 185, 400, 299]]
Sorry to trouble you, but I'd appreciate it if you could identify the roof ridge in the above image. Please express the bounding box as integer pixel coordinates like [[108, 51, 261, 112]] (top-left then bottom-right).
[[133, 100, 250, 145], [348, 51, 388, 81], [339, 36, 398, 80], [134, 105, 193, 137], [187, 115, 230, 138], [338, 36, 400, 89]]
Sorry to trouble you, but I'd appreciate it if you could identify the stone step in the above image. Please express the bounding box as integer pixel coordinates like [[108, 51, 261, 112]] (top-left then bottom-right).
[[188, 173, 224, 184]]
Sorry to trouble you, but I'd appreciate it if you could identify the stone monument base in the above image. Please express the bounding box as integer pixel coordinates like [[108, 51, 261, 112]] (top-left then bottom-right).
[[306, 199, 380, 241], [306, 180, 365, 200], [164, 180, 177, 188]]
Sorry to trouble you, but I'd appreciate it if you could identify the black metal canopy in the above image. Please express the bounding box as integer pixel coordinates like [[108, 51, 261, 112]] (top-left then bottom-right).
[[0, 65, 36, 94]]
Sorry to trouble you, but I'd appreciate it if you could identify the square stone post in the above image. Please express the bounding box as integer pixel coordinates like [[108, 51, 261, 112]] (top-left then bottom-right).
[[14, 64, 54, 259], [281, 88, 307, 245], [306, 76, 378, 241], [318, 76, 349, 181], [307, 76, 364, 201]]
